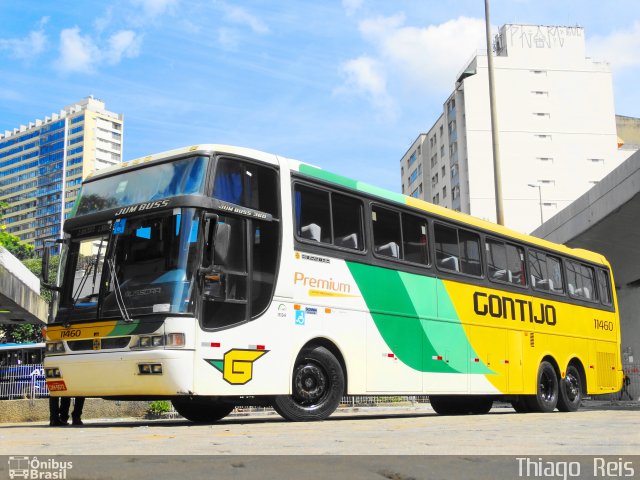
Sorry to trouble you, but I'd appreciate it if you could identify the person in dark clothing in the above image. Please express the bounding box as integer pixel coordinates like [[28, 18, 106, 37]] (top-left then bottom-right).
[[49, 396, 85, 426]]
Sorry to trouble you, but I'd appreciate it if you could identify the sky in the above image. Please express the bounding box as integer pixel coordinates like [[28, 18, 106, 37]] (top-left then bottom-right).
[[1, 0, 639, 193]]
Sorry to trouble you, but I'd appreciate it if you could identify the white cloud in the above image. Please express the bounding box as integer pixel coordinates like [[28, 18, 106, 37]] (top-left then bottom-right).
[[130, 0, 179, 18], [57, 27, 142, 74], [218, 3, 269, 34], [218, 28, 240, 50], [343, 0, 364, 16], [57, 27, 98, 73], [587, 21, 640, 70], [337, 14, 486, 114], [335, 56, 397, 119], [0, 20, 48, 62], [105, 30, 142, 64], [357, 14, 486, 94]]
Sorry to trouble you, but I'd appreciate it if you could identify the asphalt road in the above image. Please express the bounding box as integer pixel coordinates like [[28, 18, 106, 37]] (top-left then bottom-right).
[[1, 403, 639, 480], [2, 403, 639, 455]]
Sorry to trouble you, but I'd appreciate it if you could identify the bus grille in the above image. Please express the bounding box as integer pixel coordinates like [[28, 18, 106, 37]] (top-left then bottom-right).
[[67, 337, 131, 351], [596, 352, 617, 388]]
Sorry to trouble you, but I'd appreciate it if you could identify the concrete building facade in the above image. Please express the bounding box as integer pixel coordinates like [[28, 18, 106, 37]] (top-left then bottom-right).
[[0, 97, 123, 256], [400, 24, 630, 234]]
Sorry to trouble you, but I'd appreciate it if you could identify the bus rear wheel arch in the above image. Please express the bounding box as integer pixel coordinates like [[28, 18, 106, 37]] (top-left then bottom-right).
[[272, 345, 345, 422]]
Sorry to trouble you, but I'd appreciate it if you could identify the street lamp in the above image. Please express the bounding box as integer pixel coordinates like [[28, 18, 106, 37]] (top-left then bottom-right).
[[528, 183, 543, 226]]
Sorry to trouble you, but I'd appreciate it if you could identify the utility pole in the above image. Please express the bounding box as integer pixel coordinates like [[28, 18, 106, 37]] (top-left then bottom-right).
[[484, 0, 504, 225], [528, 183, 544, 225]]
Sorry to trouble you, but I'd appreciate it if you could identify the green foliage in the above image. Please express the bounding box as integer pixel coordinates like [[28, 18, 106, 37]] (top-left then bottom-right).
[[22, 256, 60, 303], [148, 400, 172, 415], [0, 231, 35, 260], [0, 324, 43, 343], [0, 201, 35, 260]]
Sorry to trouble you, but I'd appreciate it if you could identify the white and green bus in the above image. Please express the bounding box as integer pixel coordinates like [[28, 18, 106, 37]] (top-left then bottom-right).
[[42, 144, 622, 422]]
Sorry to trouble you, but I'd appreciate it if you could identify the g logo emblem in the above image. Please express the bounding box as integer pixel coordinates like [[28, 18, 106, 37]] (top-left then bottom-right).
[[206, 349, 268, 385]]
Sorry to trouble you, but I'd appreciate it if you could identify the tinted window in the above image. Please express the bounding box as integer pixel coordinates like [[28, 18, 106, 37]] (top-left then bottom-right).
[[529, 250, 564, 294], [566, 261, 597, 301], [332, 193, 364, 250], [434, 223, 481, 276], [402, 213, 429, 265], [76, 156, 208, 216], [597, 269, 613, 306], [294, 185, 331, 243], [214, 158, 279, 216], [294, 184, 363, 250], [486, 238, 526, 286], [372, 206, 401, 258]]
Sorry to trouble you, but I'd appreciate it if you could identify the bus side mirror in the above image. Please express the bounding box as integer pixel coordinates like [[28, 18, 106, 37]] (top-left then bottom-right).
[[41, 240, 63, 292], [201, 213, 219, 270]]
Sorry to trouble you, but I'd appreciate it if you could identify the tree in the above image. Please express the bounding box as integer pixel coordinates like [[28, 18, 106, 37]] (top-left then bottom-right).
[[0, 324, 43, 343], [0, 201, 35, 260]]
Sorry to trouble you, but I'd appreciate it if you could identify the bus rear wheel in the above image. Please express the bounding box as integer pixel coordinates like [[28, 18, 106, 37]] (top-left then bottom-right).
[[171, 397, 234, 423], [273, 346, 344, 422], [526, 361, 559, 413], [557, 364, 582, 412]]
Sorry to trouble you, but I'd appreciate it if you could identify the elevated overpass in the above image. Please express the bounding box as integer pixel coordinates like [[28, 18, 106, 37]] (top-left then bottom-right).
[[0, 246, 48, 327], [532, 150, 640, 369]]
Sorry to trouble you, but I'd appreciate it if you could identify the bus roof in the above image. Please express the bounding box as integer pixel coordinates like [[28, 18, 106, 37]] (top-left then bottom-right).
[[84, 144, 610, 267], [84, 144, 280, 181]]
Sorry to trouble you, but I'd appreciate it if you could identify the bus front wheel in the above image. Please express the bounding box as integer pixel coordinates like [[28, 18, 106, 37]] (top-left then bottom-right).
[[526, 361, 559, 413], [557, 364, 583, 412], [273, 346, 345, 422], [171, 397, 234, 423]]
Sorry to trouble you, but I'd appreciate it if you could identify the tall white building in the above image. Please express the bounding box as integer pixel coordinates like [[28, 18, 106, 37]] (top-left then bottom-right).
[[400, 24, 627, 233]]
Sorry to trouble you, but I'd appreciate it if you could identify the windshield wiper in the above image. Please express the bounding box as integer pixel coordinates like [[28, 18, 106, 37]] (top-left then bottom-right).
[[107, 257, 133, 323]]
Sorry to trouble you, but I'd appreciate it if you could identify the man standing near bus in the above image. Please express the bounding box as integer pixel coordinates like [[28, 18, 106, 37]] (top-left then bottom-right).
[[49, 396, 85, 426]]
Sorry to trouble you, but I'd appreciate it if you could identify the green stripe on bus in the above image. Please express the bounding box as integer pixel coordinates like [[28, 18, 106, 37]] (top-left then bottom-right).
[[299, 164, 406, 204], [346, 263, 448, 373]]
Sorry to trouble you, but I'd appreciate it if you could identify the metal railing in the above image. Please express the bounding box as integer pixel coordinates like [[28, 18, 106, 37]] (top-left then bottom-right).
[[0, 363, 49, 401]]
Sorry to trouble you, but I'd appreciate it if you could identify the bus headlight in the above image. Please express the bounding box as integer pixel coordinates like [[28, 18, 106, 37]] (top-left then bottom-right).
[[46, 342, 65, 353], [45, 368, 62, 378]]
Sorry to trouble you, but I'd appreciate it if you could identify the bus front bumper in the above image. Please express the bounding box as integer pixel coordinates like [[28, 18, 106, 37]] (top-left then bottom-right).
[[44, 350, 195, 397]]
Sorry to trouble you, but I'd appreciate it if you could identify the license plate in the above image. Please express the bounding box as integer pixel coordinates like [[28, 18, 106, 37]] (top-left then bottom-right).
[[47, 380, 67, 391]]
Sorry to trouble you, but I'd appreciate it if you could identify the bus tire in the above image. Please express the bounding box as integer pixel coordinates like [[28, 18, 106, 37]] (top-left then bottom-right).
[[511, 396, 532, 413], [469, 396, 493, 414], [273, 346, 344, 422], [526, 361, 559, 413], [171, 397, 234, 423], [557, 364, 582, 412]]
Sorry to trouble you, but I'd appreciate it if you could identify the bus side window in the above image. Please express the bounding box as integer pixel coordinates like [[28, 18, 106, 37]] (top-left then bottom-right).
[[529, 250, 565, 294], [372, 206, 401, 259], [402, 213, 428, 265], [332, 193, 364, 250], [434, 223, 460, 272], [294, 185, 331, 244], [597, 269, 613, 306]]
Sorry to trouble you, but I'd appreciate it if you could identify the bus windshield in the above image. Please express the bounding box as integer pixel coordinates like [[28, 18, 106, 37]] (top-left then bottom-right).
[[101, 208, 201, 317], [57, 208, 201, 321], [75, 156, 208, 216]]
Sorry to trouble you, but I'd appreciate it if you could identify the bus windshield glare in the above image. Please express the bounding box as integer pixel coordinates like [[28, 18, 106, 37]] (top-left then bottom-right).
[[58, 208, 201, 321], [75, 156, 208, 216]]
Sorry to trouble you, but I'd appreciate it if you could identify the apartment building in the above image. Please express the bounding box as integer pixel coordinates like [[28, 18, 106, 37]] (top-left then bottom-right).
[[0, 97, 123, 255], [400, 24, 627, 233]]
